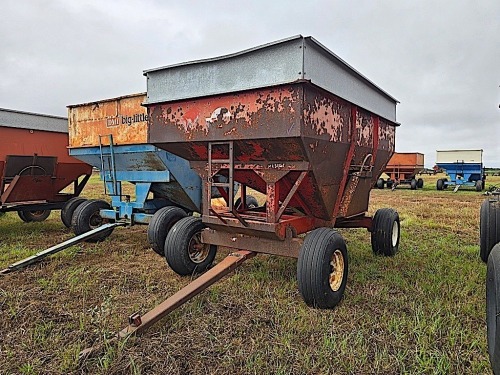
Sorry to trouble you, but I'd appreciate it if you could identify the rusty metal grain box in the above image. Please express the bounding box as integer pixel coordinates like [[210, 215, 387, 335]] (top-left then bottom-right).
[[68, 93, 148, 147]]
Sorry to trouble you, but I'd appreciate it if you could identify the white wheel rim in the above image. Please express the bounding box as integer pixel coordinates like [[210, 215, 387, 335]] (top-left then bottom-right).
[[329, 249, 344, 292], [392, 221, 399, 247]]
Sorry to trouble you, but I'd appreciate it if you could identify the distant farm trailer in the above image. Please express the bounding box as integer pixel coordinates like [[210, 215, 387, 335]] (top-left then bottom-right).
[[435, 149, 485, 192], [0, 108, 91, 224], [376, 152, 424, 190]]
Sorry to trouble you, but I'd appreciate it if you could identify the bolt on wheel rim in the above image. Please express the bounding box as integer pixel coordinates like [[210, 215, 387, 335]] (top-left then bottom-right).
[[329, 249, 344, 292], [188, 232, 210, 263], [392, 221, 399, 247]]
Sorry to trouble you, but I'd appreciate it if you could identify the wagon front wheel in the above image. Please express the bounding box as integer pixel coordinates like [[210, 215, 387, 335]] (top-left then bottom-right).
[[417, 178, 424, 189], [61, 197, 87, 228], [147, 206, 187, 256], [164, 216, 217, 276], [410, 179, 417, 190], [72, 199, 114, 242], [376, 178, 385, 189], [297, 228, 348, 309], [371, 208, 400, 256]]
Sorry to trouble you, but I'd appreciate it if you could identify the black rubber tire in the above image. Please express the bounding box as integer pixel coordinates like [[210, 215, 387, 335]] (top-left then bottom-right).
[[371, 208, 400, 256], [376, 178, 385, 189], [164, 216, 217, 276], [72, 199, 114, 242], [18, 210, 51, 222], [234, 195, 259, 209], [410, 179, 417, 190], [476, 180, 483, 192], [480, 199, 500, 263], [417, 178, 424, 189], [443, 178, 449, 189], [436, 179, 444, 191], [147, 206, 187, 256], [487, 243, 500, 375], [386, 180, 394, 189], [61, 197, 87, 228], [297, 228, 348, 309]]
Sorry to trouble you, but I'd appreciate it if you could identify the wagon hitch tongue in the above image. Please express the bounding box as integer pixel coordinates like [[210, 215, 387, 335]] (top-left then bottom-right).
[[0, 222, 126, 276], [78, 250, 256, 360]]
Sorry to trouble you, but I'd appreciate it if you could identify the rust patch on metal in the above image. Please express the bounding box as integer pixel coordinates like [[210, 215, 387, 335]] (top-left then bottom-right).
[[68, 93, 148, 148], [303, 96, 346, 142]]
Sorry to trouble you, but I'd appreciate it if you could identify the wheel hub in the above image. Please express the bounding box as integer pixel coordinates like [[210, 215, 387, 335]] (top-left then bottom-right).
[[188, 232, 210, 263], [30, 210, 45, 218], [329, 249, 344, 291], [89, 212, 103, 228]]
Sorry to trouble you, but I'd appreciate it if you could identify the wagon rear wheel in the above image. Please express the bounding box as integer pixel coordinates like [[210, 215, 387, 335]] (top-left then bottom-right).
[[72, 199, 114, 242], [297, 228, 348, 309], [147, 206, 187, 256], [371, 208, 400, 256], [410, 179, 417, 190], [235, 195, 259, 209], [18, 210, 51, 222], [164, 216, 217, 276], [417, 178, 424, 189], [376, 178, 385, 189], [61, 197, 87, 228], [480, 199, 500, 263], [487, 243, 500, 375]]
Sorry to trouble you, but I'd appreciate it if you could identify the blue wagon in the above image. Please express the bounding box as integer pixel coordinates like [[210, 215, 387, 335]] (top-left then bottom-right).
[[66, 93, 203, 256], [435, 149, 485, 192]]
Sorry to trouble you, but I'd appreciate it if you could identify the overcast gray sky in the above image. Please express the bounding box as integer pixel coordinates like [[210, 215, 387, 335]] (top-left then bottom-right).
[[1, 0, 499, 167]]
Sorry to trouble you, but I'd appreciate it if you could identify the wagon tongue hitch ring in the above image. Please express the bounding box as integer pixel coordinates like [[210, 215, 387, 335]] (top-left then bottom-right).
[[78, 250, 256, 360], [0, 222, 126, 276]]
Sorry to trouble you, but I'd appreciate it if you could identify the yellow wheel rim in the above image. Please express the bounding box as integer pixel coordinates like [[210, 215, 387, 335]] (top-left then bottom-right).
[[329, 249, 344, 291]]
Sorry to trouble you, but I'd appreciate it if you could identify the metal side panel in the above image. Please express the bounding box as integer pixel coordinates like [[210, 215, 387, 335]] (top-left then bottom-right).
[[303, 39, 397, 122], [70, 145, 169, 174], [158, 151, 202, 212], [145, 38, 304, 105]]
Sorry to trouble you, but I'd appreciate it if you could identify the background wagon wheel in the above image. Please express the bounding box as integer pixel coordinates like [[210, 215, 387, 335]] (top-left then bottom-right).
[[18, 210, 51, 222], [480, 199, 500, 263], [386, 180, 394, 189], [417, 178, 424, 189], [71, 199, 114, 242], [487, 243, 500, 375], [234, 195, 259, 209], [436, 179, 444, 191], [476, 180, 483, 192], [60, 197, 87, 228], [164, 216, 217, 276], [410, 179, 417, 190], [147, 206, 187, 256], [376, 178, 385, 189], [371, 208, 400, 256], [297, 228, 348, 309]]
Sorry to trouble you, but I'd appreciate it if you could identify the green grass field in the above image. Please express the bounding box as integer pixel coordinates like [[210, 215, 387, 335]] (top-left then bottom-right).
[[0, 173, 498, 374]]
